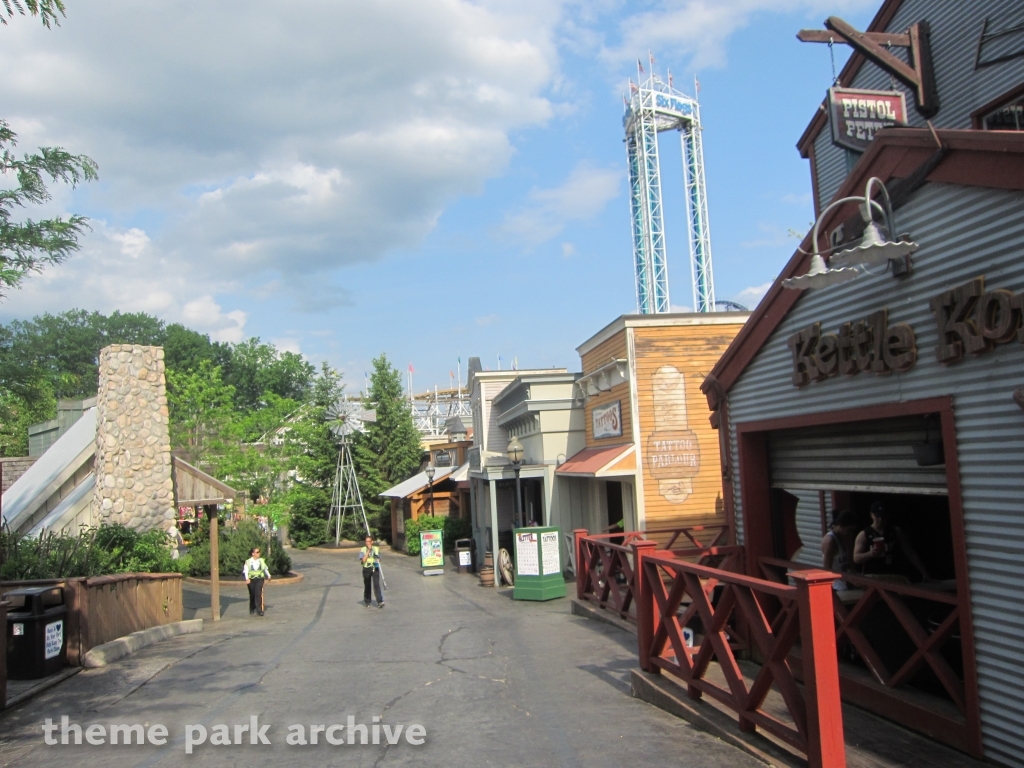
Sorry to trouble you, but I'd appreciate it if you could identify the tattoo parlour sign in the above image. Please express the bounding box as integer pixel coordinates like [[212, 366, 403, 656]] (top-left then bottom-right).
[[828, 87, 907, 152], [787, 275, 1022, 387]]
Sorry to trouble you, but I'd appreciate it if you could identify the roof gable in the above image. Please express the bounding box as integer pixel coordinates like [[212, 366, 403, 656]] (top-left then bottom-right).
[[703, 128, 1024, 409]]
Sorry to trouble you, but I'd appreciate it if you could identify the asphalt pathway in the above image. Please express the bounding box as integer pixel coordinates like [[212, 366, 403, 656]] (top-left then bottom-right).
[[0, 548, 762, 767]]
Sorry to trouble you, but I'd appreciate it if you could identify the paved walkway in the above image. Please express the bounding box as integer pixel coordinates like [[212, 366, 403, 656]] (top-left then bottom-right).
[[1, 548, 761, 767]]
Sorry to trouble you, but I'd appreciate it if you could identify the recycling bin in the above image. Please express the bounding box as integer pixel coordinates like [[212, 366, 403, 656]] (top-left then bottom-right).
[[5, 586, 67, 680], [455, 538, 474, 574]]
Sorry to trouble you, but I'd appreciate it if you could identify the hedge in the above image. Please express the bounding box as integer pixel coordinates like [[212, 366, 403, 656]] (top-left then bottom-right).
[[404, 515, 472, 556]]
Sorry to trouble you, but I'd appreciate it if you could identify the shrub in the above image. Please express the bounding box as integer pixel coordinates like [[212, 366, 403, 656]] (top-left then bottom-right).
[[180, 518, 291, 577], [404, 515, 472, 556], [0, 523, 177, 580], [286, 485, 330, 549]]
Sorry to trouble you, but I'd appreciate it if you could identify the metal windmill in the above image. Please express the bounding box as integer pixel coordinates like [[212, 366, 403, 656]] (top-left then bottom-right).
[[325, 398, 377, 553]]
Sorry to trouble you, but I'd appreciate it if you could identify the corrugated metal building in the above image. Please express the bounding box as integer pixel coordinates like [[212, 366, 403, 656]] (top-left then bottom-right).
[[704, 1, 1024, 764]]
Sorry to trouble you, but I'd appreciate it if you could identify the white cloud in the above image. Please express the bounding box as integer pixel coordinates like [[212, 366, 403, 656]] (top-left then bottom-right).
[[271, 337, 303, 355], [110, 228, 150, 259], [0, 0, 562, 315], [561, 242, 576, 258], [181, 296, 249, 344], [475, 314, 499, 327], [501, 162, 621, 245], [600, 0, 877, 72], [733, 281, 773, 310]]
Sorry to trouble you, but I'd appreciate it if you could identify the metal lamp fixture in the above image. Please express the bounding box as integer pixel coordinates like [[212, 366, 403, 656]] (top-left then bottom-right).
[[783, 177, 919, 290], [506, 436, 524, 465], [781, 253, 860, 290], [425, 464, 436, 516], [507, 435, 524, 528]]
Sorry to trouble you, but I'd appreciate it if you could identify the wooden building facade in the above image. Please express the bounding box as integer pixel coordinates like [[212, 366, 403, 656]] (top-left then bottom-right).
[[558, 313, 747, 537], [703, 1, 1024, 763]]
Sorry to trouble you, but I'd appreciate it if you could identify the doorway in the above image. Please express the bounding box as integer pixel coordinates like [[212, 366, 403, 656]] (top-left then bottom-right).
[[606, 481, 623, 531]]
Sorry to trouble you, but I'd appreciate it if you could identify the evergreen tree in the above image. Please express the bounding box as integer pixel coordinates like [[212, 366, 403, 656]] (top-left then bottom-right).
[[353, 354, 423, 542]]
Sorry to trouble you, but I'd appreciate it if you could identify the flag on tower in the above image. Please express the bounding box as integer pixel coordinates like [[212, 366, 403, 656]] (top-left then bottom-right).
[[649, 51, 655, 69], [629, 80, 638, 93], [668, 68, 673, 88], [637, 57, 644, 74], [408, 363, 414, 373]]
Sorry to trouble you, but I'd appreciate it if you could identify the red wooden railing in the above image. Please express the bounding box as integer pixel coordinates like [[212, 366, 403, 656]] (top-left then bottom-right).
[[759, 557, 974, 735], [637, 552, 846, 768], [573, 527, 744, 624]]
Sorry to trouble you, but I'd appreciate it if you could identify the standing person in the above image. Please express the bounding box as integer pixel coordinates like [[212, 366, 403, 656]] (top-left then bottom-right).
[[821, 510, 858, 590], [244, 547, 271, 616], [360, 536, 384, 608]]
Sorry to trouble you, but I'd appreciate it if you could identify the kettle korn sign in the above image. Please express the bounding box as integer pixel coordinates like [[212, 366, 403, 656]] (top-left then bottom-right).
[[828, 87, 907, 152], [592, 400, 622, 439]]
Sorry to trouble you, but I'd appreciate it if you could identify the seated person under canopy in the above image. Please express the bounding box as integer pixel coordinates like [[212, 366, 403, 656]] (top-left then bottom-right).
[[853, 501, 930, 582]]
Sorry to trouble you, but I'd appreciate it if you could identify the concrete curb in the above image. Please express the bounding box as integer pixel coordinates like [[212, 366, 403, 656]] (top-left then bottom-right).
[[570, 597, 638, 635], [183, 571, 305, 586], [630, 669, 801, 767], [82, 619, 204, 668]]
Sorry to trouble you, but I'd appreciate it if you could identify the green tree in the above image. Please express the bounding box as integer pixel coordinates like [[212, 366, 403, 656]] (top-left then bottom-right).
[[0, 120, 97, 296], [166, 360, 235, 467], [0, 374, 55, 455], [223, 338, 315, 411], [1, 1, 67, 28], [0, 309, 165, 400], [354, 354, 423, 541], [162, 323, 231, 373], [280, 364, 345, 547]]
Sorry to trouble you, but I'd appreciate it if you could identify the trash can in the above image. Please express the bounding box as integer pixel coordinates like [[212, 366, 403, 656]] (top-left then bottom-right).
[[455, 538, 474, 574], [5, 586, 67, 680]]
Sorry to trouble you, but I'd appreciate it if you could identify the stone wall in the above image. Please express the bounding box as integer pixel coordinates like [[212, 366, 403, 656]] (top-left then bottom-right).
[[0, 457, 37, 495], [92, 345, 174, 531]]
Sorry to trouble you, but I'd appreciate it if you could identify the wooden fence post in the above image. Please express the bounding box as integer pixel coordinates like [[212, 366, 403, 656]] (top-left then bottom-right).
[[573, 529, 588, 600], [791, 569, 846, 768], [633, 541, 659, 673], [206, 505, 220, 622], [0, 599, 8, 710]]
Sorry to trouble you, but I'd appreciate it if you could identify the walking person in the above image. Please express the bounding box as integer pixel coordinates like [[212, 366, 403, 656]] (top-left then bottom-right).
[[244, 547, 271, 616], [360, 536, 384, 608]]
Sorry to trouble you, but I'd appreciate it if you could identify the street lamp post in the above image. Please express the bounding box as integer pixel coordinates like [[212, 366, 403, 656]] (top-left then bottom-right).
[[507, 435, 524, 528], [425, 464, 436, 517]]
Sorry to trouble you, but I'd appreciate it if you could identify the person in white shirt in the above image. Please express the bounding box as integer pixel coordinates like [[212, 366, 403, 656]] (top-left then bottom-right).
[[243, 547, 271, 616]]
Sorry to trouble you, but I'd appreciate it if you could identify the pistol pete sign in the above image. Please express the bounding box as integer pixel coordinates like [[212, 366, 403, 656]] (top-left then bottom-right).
[[592, 401, 622, 439], [828, 87, 907, 152]]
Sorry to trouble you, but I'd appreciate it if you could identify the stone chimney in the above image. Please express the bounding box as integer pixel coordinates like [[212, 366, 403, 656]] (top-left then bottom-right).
[[93, 345, 174, 530]]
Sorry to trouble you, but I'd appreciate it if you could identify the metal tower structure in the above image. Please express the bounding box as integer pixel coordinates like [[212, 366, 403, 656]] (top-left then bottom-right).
[[410, 386, 472, 438], [625, 66, 716, 313], [325, 399, 380, 575]]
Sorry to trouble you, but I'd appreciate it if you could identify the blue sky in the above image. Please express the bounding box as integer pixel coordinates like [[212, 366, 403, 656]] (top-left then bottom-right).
[[0, 0, 878, 392]]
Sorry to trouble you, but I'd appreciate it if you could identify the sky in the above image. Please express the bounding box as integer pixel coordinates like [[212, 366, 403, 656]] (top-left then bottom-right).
[[0, 0, 880, 393]]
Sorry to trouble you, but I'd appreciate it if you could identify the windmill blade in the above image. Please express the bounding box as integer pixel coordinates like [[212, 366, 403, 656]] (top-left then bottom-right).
[[359, 409, 376, 422]]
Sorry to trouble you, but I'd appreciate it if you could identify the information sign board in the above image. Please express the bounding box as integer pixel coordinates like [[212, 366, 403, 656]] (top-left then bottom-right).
[[419, 530, 444, 569]]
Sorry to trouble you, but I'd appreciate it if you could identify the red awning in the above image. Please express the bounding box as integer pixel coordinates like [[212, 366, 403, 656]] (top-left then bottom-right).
[[555, 444, 635, 477]]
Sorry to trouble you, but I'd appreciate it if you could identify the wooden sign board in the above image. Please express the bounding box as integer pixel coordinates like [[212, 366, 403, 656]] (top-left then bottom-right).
[[828, 87, 907, 152]]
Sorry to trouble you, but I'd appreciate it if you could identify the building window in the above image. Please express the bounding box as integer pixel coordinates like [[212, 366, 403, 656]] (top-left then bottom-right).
[[972, 83, 1024, 130]]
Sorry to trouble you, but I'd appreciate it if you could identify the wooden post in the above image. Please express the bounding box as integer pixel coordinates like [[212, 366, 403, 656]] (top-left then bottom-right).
[[206, 505, 220, 622], [633, 541, 659, 674], [0, 599, 8, 710], [573, 529, 588, 599], [791, 569, 846, 768]]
